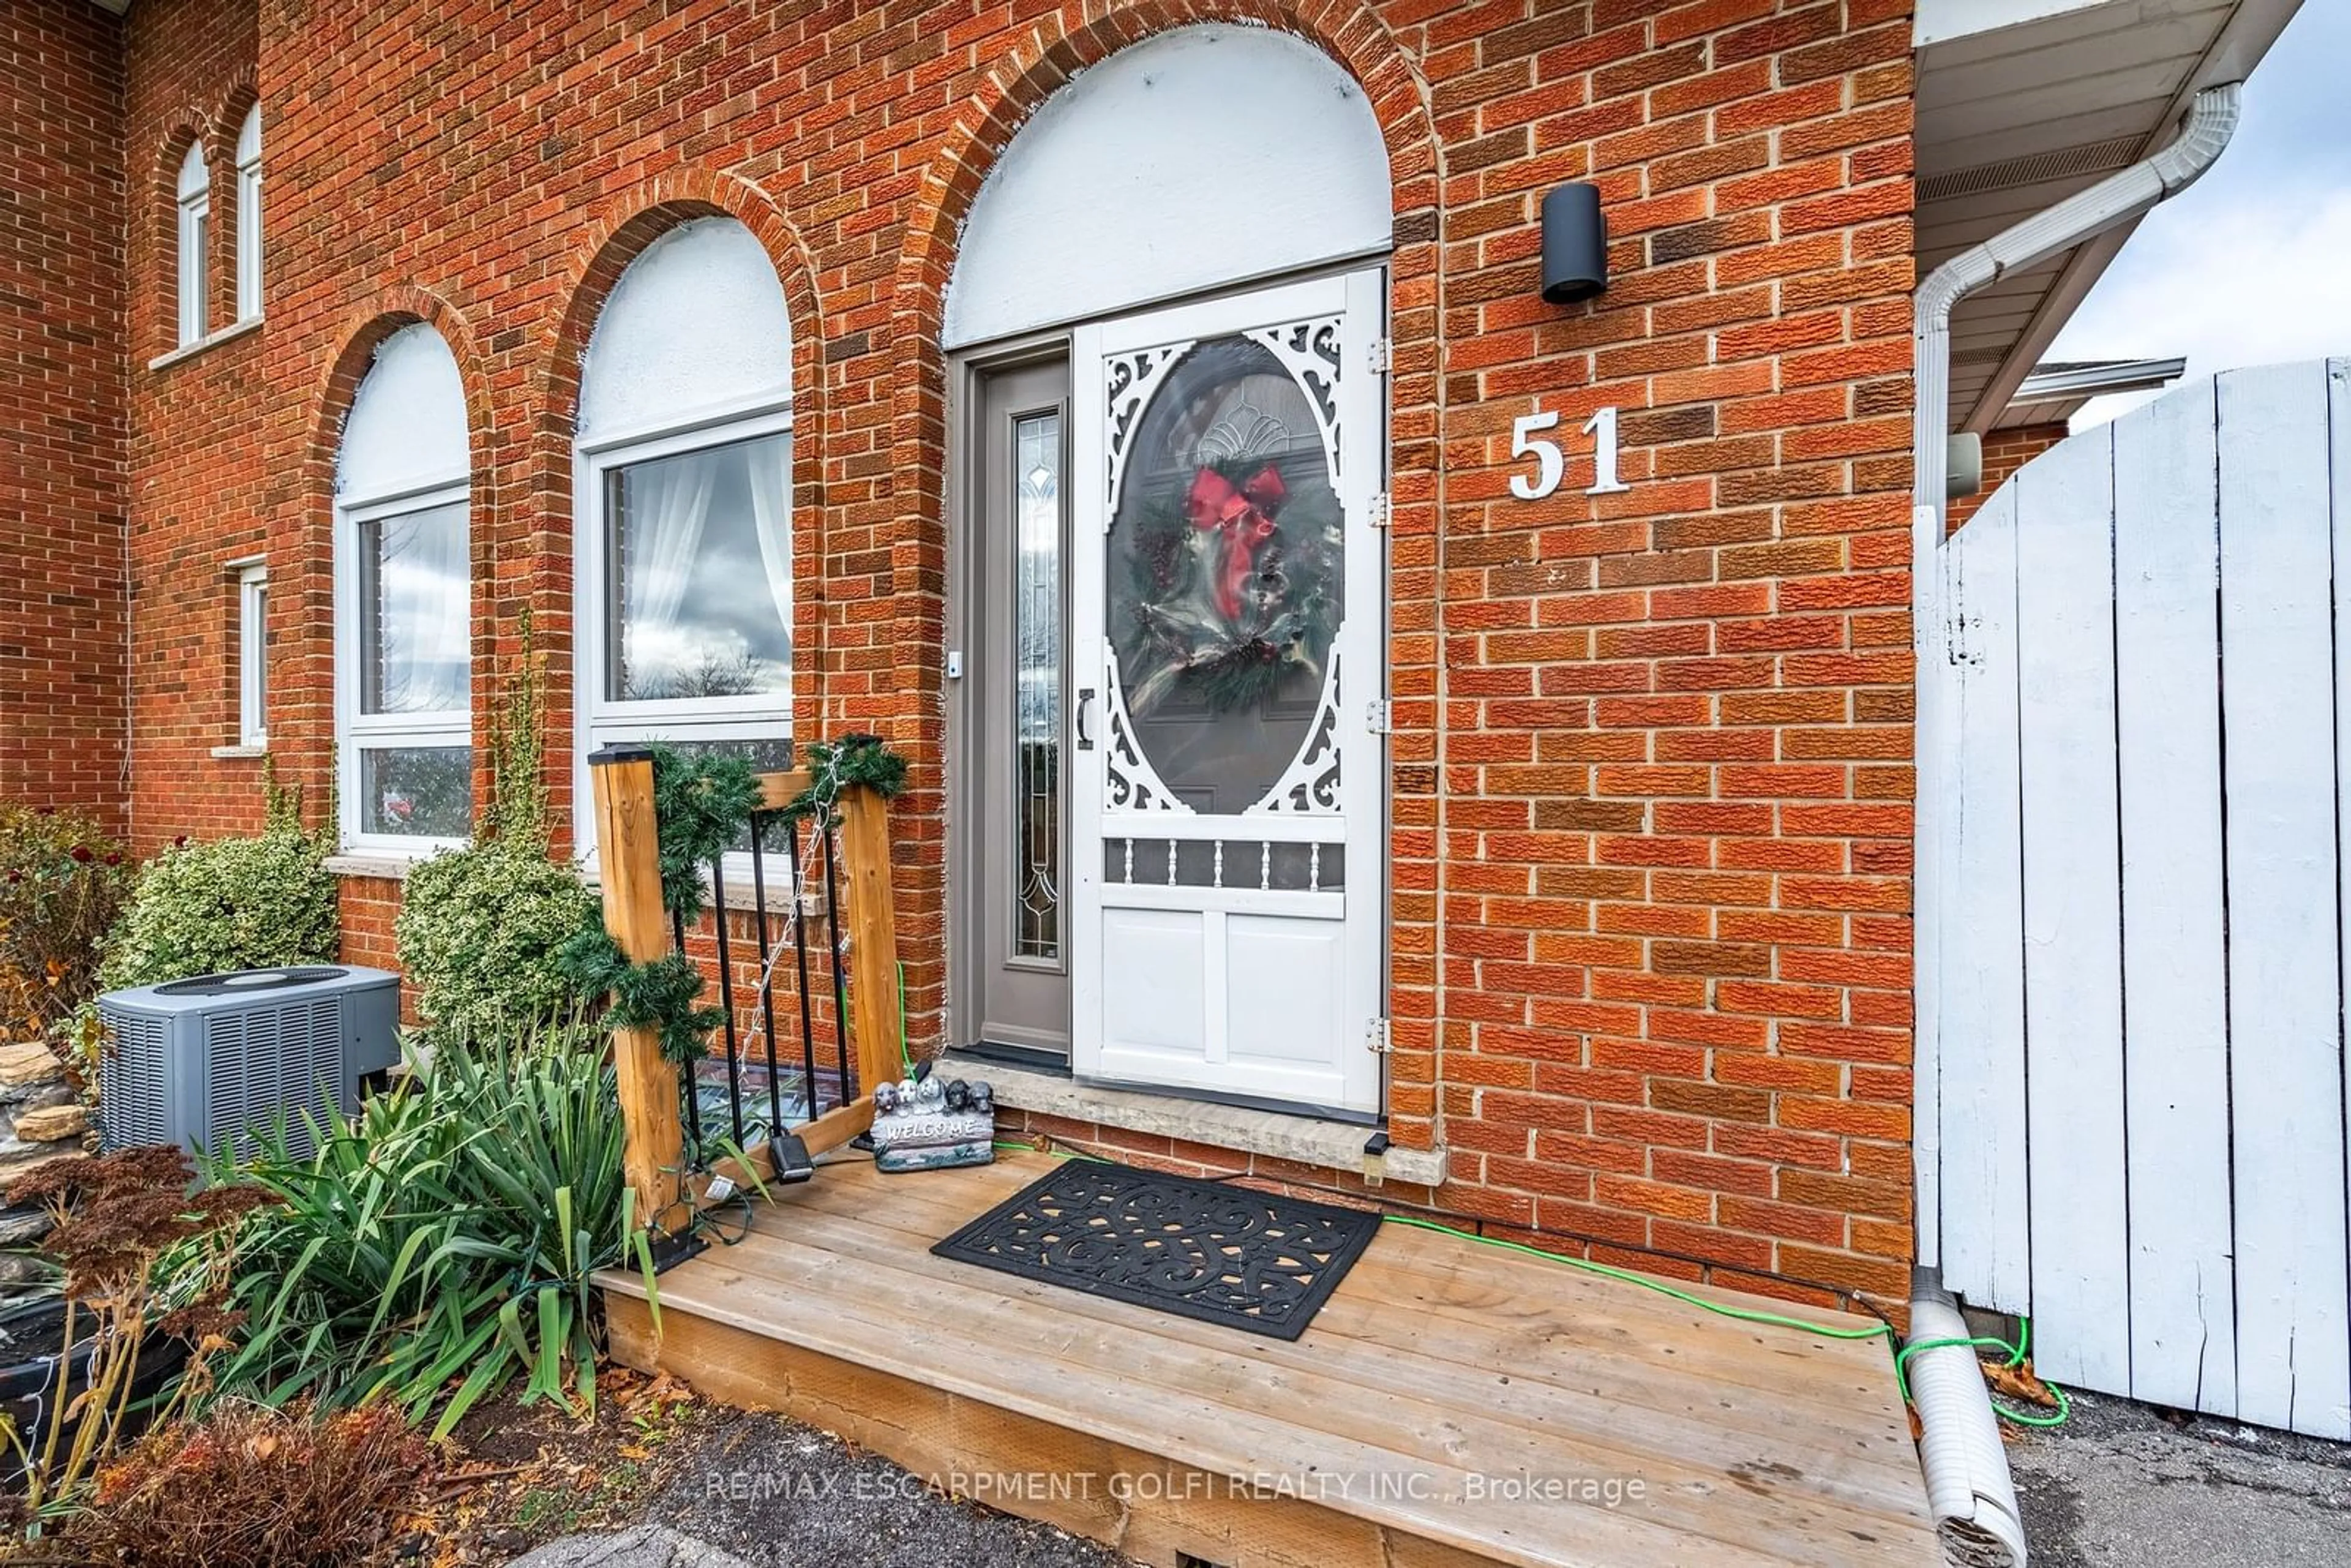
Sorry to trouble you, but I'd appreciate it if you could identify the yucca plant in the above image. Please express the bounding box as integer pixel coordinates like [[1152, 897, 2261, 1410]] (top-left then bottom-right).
[[186, 1024, 659, 1439]]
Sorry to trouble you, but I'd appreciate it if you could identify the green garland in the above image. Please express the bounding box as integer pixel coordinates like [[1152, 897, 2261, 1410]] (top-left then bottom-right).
[[646, 743, 763, 924], [773, 733, 909, 824], [557, 932, 721, 1066], [560, 735, 911, 1068]]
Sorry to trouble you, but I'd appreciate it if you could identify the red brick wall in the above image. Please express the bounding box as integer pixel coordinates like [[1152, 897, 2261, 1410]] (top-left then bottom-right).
[[336, 874, 399, 974], [1946, 419, 2066, 531], [1414, 0, 1918, 1306], [118, 0, 266, 842], [96, 0, 1916, 1307], [1, 1, 129, 828]]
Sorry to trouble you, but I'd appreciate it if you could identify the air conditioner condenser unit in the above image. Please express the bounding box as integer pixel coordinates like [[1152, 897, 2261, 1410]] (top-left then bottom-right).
[[97, 965, 402, 1161]]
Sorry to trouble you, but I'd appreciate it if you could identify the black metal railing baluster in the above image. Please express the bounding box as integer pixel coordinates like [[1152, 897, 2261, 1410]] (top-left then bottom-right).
[[709, 854, 747, 1156], [790, 815, 821, 1113], [819, 805, 853, 1101], [671, 907, 703, 1156], [749, 814, 787, 1141]]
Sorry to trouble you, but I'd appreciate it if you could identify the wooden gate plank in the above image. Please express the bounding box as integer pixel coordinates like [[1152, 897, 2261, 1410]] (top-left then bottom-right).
[[2014, 426, 2131, 1392], [1937, 486, 2032, 1312], [2334, 358, 2351, 1439], [2218, 361, 2351, 1439], [2112, 378, 2238, 1419]]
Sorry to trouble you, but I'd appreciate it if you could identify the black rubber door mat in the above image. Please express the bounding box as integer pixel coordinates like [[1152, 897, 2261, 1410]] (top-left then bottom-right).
[[929, 1159, 1381, 1341]]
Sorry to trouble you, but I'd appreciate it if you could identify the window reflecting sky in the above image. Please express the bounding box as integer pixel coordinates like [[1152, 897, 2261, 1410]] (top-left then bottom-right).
[[608, 433, 792, 702]]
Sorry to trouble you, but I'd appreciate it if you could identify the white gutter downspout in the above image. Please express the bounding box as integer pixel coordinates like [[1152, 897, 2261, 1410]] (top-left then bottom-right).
[[1907, 81, 2240, 1568]]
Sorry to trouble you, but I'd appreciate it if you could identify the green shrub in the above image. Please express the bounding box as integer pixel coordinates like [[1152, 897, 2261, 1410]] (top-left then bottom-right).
[[392, 603, 602, 1041], [0, 804, 133, 1041], [394, 844, 601, 1039], [184, 1024, 654, 1438], [99, 827, 339, 992]]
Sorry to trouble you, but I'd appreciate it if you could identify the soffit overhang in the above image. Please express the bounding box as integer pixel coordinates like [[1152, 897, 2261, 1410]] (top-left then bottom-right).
[[1914, 0, 2300, 433]]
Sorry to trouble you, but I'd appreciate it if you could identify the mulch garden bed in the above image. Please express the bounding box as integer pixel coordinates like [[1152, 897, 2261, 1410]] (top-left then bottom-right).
[[411, 1370, 1127, 1567]]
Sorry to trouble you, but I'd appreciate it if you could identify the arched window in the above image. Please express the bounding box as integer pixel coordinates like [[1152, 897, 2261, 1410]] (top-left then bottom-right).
[[234, 107, 261, 322], [336, 323, 473, 850], [573, 217, 793, 855], [175, 141, 209, 345]]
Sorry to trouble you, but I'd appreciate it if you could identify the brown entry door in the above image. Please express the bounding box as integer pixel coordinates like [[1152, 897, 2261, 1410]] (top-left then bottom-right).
[[964, 358, 1073, 1055]]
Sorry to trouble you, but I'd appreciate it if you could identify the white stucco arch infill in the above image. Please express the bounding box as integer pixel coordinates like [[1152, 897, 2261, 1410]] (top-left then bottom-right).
[[942, 24, 1392, 349], [338, 322, 468, 502], [579, 216, 793, 440]]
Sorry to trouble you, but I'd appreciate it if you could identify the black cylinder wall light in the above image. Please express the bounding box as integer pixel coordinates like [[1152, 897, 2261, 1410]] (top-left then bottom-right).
[[1540, 183, 1608, 304]]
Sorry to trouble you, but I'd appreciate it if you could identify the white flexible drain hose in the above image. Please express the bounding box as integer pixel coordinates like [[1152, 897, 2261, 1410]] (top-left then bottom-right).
[[1907, 1270, 2028, 1567]]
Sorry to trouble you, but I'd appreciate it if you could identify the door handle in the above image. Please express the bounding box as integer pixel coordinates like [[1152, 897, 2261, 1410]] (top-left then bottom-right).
[[1076, 688, 1096, 751]]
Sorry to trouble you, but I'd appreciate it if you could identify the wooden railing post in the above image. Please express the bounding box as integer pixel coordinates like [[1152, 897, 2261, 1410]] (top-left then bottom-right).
[[835, 780, 904, 1098], [588, 746, 685, 1232]]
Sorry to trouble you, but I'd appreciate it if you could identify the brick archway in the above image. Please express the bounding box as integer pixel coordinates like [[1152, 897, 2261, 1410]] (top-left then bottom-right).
[[285, 289, 496, 828], [877, 1, 1446, 1068], [887, 0, 1442, 651], [525, 170, 832, 830]]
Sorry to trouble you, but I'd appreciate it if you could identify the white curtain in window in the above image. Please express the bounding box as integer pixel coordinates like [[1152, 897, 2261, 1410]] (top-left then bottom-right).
[[746, 434, 792, 653], [621, 453, 717, 686], [375, 503, 469, 713]]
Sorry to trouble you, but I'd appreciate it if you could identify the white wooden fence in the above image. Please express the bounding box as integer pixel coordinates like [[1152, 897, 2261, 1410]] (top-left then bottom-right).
[[1935, 359, 2351, 1439]]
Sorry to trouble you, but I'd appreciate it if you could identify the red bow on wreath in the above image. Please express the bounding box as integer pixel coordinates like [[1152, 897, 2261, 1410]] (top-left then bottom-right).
[[1184, 464, 1288, 619]]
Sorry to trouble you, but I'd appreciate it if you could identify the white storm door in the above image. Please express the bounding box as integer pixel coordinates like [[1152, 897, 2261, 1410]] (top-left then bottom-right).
[[1069, 269, 1385, 1116]]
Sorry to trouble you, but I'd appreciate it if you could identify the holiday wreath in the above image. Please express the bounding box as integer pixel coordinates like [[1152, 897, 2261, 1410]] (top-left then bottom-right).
[[1116, 446, 1343, 718]]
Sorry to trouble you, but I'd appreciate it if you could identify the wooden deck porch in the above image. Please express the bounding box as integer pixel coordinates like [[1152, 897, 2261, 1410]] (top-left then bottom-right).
[[599, 1150, 1937, 1568]]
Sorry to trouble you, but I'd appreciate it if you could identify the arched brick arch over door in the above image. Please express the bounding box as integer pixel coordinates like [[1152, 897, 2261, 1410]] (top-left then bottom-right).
[[877, 2, 1445, 1125]]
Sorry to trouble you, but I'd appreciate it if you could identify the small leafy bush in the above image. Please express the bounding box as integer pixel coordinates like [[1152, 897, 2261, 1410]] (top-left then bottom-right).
[[74, 1404, 429, 1568], [395, 603, 603, 1040], [0, 804, 133, 1041], [186, 1024, 654, 1439], [99, 825, 339, 992], [396, 844, 601, 1040]]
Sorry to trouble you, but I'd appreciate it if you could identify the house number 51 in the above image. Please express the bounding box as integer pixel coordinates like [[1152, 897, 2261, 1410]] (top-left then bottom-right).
[[1509, 405, 1632, 500]]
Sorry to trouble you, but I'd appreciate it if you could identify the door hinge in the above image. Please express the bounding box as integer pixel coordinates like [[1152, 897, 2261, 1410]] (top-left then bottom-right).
[[1365, 1018, 1392, 1056], [1365, 699, 1392, 734], [1367, 337, 1392, 375], [1367, 491, 1390, 528]]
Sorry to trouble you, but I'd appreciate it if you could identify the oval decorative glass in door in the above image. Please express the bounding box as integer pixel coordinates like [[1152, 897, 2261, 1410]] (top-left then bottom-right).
[[1106, 334, 1343, 814], [1070, 270, 1383, 1116]]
